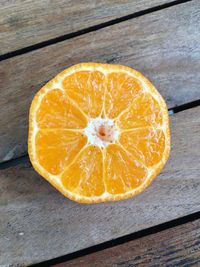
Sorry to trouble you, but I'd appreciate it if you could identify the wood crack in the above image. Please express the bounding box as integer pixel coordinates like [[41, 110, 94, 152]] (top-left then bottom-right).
[[0, 0, 192, 61]]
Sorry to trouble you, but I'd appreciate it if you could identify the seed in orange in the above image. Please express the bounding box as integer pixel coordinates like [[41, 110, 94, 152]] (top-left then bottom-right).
[[28, 63, 170, 203]]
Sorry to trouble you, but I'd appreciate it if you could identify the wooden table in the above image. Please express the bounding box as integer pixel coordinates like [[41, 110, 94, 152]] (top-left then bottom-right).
[[0, 0, 200, 266]]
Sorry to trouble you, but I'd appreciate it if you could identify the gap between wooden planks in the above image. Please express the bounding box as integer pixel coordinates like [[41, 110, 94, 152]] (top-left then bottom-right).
[[0, 0, 199, 163], [0, 105, 200, 267], [53, 218, 200, 267], [0, 0, 178, 56]]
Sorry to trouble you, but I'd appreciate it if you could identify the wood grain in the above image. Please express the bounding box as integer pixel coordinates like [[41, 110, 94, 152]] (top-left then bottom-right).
[[0, 0, 199, 163], [0, 0, 171, 55], [55, 219, 200, 267], [1, 106, 200, 266]]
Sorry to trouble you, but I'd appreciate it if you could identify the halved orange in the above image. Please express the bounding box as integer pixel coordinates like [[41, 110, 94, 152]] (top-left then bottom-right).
[[28, 63, 170, 203]]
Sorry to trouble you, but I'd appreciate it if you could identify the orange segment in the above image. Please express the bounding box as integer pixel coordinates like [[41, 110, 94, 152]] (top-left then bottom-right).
[[61, 146, 104, 197], [116, 93, 163, 129], [119, 128, 166, 168], [62, 71, 105, 118], [36, 89, 87, 129], [28, 63, 170, 203], [105, 145, 147, 194], [35, 130, 87, 175], [105, 72, 143, 118]]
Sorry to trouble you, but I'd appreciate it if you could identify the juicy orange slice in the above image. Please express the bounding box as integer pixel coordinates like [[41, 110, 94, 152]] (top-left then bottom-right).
[[28, 63, 170, 203]]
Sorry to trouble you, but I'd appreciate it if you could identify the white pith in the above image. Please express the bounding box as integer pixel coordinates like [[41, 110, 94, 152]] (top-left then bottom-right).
[[84, 118, 119, 148]]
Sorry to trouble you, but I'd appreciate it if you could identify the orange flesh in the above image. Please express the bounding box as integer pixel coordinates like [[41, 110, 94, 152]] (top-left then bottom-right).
[[28, 63, 170, 203]]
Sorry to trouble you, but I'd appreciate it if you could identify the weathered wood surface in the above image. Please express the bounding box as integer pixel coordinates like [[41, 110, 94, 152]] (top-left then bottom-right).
[[0, 0, 199, 163], [1, 106, 200, 266], [0, 0, 171, 55], [55, 219, 200, 267]]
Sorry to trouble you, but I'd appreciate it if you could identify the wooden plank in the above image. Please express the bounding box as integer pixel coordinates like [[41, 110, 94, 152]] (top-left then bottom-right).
[[0, 106, 200, 266], [0, 0, 171, 55], [55, 219, 200, 267], [0, 0, 199, 163]]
